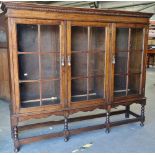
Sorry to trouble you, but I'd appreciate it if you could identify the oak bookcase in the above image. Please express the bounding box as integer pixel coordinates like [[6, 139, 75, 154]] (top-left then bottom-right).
[[1, 2, 152, 152]]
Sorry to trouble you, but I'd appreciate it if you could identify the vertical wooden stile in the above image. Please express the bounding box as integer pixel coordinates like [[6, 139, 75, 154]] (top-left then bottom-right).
[[87, 26, 90, 100], [67, 21, 71, 107], [38, 25, 42, 106], [126, 28, 131, 96]]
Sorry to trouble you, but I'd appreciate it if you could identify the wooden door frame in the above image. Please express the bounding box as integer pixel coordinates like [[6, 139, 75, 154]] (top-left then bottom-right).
[[66, 21, 110, 109], [9, 18, 66, 114], [111, 23, 147, 103]]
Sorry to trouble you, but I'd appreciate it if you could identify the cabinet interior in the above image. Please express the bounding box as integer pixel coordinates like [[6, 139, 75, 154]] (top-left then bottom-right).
[[71, 26, 105, 102], [17, 24, 61, 108], [114, 27, 143, 97]]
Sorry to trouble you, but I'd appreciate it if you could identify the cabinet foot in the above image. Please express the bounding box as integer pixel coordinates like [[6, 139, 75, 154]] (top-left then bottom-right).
[[140, 122, 144, 127], [125, 105, 130, 118], [64, 137, 69, 142], [105, 128, 110, 134], [14, 147, 19, 153]]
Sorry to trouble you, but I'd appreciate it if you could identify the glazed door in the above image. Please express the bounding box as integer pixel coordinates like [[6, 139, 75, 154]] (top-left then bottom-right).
[[112, 24, 147, 100], [11, 19, 66, 113], [67, 22, 110, 108]]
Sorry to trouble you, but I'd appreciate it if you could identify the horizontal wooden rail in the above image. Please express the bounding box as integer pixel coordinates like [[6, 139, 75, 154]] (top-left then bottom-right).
[[18, 117, 141, 146], [19, 110, 126, 131]]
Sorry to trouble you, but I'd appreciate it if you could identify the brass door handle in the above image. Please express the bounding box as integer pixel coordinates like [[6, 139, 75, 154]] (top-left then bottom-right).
[[61, 56, 65, 66], [67, 56, 71, 66], [112, 55, 115, 64]]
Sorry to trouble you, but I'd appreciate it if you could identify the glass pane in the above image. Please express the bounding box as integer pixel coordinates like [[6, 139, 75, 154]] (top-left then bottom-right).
[[115, 28, 129, 74], [90, 27, 105, 51], [42, 80, 60, 105], [71, 53, 87, 77], [130, 28, 143, 73], [115, 52, 128, 74], [89, 76, 104, 100], [71, 26, 88, 51], [131, 28, 143, 51], [71, 78, 87, 102], [71, 26, 105, 102], [116, 28, 129, 52], [20, 82, 40, 108], [130, 52, 142, 73], [114, 75, 127, 97], [89, 52, 105, 75], [41, 53, 60, 79], [114, 28, 129, 97], [17, 24, 38, 52], [128, 73, 141, 95], [40, 25, 60, 52], [18, 55, 39, 80]]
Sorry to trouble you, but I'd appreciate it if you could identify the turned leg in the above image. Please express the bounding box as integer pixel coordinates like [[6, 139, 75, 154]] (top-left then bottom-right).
[[125, 105, 130, 118], [13, 126, 20, 152], [105, 108, 111, 134], [140, 103, 145, 127], [64, 116, 69, 142]]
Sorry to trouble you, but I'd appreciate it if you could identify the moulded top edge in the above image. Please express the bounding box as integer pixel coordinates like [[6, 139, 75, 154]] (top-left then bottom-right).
[[1, 2, 153, 19]]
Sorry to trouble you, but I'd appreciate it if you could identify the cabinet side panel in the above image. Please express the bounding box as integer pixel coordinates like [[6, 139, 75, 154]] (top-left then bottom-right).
[[142, 26, 149, 96]]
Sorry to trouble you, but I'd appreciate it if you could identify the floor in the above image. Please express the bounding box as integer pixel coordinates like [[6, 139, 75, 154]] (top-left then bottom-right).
[[0, 68, 155, 153]]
